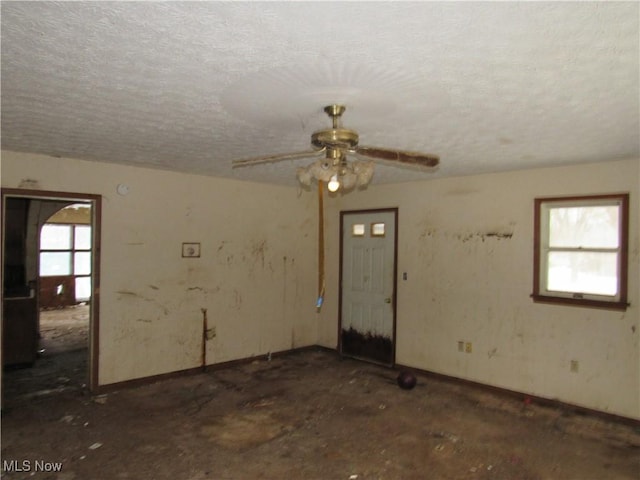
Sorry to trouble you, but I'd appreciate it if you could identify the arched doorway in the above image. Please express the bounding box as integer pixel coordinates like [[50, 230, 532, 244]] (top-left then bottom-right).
[[2, 189, 101, 407]]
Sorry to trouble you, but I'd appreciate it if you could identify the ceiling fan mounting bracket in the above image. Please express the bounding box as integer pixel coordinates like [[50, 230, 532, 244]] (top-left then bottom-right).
[[324, 104, 346, 120]]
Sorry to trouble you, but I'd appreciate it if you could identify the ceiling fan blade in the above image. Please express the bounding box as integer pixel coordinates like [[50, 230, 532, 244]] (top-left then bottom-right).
[[232, 148, 325, 168], [354, 146, 439, 168]]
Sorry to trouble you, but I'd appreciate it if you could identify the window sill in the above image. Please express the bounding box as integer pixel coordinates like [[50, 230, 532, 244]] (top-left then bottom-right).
[[531, 294, 629, 311]]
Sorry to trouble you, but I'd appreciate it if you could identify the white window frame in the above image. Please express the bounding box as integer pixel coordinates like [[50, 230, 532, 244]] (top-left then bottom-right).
[[533, 193, 629, 310]]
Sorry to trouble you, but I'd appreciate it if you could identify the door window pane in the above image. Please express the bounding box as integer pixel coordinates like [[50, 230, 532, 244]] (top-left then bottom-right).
[[75, 276, 91, 301], [40, 225, 71, 250], [74, 225, 92, 249], [74, 252, 91, 275], [371, 223, 386, 237], [40, 252, 71, 276], [352, 224, 365, 236]]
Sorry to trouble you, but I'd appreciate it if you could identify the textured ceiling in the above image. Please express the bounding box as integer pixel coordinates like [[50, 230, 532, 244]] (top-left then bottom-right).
[[1, 2, 638, 187]]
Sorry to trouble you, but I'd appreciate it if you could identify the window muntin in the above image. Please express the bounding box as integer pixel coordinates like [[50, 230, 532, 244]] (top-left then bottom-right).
[[534, 194, 629, 309]]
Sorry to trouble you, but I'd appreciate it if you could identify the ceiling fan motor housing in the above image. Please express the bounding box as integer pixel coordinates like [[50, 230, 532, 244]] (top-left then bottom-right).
[[311, 104, 359, 151], [311, 128, 359, 150]]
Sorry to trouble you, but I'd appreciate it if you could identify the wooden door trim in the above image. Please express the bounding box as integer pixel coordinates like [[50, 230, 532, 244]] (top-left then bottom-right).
[[1, 188, 102, 393], [338, 208, 398, 366]]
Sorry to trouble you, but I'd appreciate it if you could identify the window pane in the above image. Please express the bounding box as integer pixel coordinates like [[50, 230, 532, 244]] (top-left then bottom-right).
[[371, 223, 385, 237], [40, 224, 72, 250], [549, 206, 619, 248], [352, 224, 365, 236], [547, 251, 618, 296], [74, 225, 92, 249], [74, 252, 91, 275], [40, 252, 71, 276], [75, 276, 91, 301]]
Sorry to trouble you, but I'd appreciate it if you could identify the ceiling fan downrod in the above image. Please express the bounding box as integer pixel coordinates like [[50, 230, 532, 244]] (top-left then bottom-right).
[[325, 104, 345, 129]]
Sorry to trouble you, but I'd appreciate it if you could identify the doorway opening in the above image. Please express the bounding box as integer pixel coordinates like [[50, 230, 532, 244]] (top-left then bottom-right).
[[339, 208, 398, 366], [2, 189, 101, 407]]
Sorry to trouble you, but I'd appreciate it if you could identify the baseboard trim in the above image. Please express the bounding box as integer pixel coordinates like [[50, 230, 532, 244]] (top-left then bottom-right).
[[94, 345, 322, 394], [394, 361, 640, 428], [94, 345, 639, 426]]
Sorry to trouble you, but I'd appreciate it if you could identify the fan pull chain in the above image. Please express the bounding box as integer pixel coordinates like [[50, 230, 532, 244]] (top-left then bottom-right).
[[316, 180, 325, 311]]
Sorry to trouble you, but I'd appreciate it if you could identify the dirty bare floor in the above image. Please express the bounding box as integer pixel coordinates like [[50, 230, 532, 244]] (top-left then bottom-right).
[[2, 348, 639, 480], [2, 305, 89, 401]]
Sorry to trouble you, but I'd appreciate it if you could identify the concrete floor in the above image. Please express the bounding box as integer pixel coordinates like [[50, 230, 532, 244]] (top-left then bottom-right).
[[2, 343, 639, 480]]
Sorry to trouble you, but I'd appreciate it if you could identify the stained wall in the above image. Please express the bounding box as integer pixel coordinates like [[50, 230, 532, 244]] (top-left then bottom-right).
[[319, 157, 639, 419], [1, 151, 319, 386], [3, 151, 638, 419]]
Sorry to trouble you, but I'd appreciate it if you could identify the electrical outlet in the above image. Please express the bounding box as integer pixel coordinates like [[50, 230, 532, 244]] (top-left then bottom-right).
[[458, 341, 464, 352], [570, 360, 579, 373], [465, 342, 473, 353]]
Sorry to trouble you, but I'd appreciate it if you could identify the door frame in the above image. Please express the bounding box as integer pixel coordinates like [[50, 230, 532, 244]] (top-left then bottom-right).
[[338, 207, 399, 366], [1, 188, 102, 393]]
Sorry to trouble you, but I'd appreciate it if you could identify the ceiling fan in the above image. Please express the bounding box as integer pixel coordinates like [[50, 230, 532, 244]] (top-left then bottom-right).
[[231, 105, 439, 192]]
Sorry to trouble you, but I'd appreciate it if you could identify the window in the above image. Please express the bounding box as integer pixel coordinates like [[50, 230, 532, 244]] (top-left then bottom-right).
[[371, 223, 386, 237], [351, 223, 387, 237], [533, 194, 629, 310], [352, 224, 365, 237], [40, 224, 92, 301]]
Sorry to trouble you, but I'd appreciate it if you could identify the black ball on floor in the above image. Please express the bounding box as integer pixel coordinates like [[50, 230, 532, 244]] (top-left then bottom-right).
[[397, 371, 417, 390]]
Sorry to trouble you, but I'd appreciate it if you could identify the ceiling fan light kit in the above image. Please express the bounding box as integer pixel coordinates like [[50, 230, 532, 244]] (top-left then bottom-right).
[[232, 104, 439, 193], [296, 156, 375, 192]]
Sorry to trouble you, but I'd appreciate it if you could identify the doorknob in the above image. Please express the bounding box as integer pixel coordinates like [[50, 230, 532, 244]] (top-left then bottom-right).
[[384, 297, 392, 304]]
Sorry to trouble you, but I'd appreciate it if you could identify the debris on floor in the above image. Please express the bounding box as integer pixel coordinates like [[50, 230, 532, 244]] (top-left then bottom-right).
[[2, 349, 639, 479]]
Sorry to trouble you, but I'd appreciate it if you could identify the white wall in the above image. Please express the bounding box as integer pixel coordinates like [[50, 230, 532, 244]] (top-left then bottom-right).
[[1, 151, 319, 385], [319, 158, 639, 419]]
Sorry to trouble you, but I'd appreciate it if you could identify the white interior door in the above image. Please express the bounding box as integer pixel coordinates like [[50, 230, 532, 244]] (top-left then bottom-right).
[[340, 210, 396, 365]]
